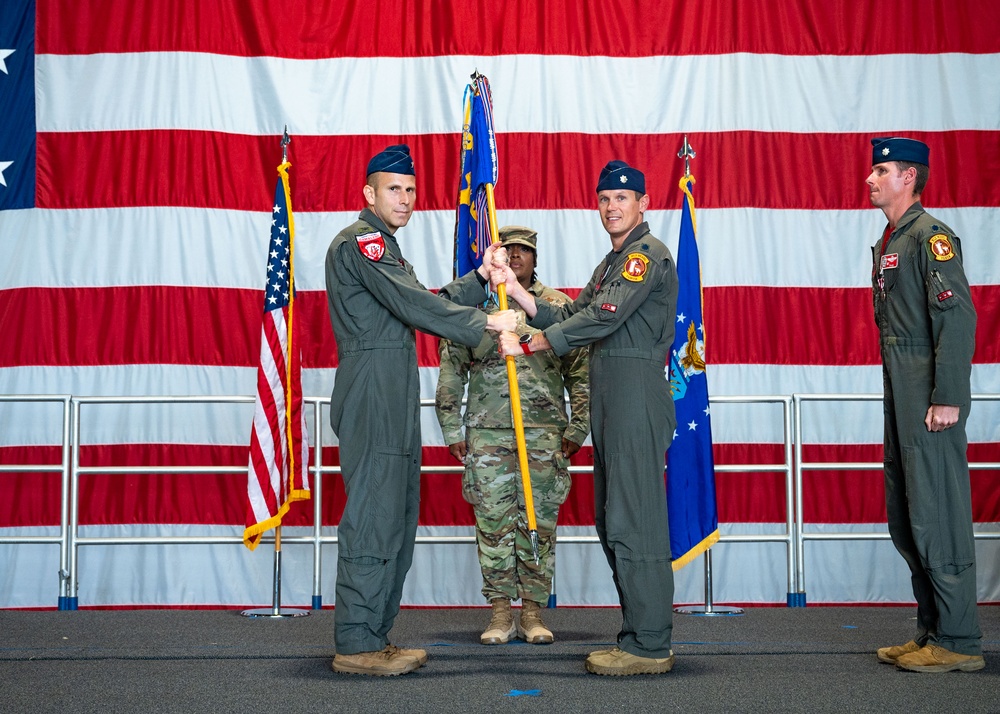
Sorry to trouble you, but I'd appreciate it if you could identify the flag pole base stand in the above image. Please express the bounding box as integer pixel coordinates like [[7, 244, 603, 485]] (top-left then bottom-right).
[[673, 605, 744, 616], [240, 607, 310, 618]]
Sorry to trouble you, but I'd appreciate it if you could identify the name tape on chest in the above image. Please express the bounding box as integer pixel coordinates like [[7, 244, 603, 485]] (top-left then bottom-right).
[[621, 252, 649, 282], [928, 234, 955, 262], [356, 231, 386, 261], [880, 253, 898, 271]]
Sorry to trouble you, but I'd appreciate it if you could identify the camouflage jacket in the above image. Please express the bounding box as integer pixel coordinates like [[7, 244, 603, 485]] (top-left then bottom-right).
[[435, 281, 590, 446]]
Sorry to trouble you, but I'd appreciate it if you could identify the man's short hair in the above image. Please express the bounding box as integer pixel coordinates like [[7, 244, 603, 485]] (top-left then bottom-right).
[[895, 160, 929, 196]]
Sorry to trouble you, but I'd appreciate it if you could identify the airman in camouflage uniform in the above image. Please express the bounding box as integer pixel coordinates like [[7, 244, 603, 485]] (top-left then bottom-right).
[[866, 137, 983, 674], [436, 226, 589, 645]]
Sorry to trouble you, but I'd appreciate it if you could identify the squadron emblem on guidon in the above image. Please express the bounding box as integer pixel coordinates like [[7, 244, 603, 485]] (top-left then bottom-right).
[[621, 252, 649, 282], [356, 231, 386, 261]]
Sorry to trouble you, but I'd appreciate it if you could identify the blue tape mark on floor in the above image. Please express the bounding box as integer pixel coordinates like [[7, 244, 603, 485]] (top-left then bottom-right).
[[841, 626, 858, 629], [506, 689, 542, 697]]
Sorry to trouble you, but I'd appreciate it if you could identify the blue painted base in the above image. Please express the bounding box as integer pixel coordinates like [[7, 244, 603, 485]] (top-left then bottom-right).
[[312, 595, 322, 610], [547, 594, 557, 608], [787, 592, 807, 608], [58, 596, 78, 611]]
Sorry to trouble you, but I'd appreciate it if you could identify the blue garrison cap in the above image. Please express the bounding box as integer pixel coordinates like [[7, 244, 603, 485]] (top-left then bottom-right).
[[871, 137, 929, 166], [366, 144, 415, 177], [596, 160, 646, 194]]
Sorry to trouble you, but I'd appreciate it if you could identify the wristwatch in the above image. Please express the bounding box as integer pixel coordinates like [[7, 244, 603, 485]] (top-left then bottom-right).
[[519, 333, 533, 355]]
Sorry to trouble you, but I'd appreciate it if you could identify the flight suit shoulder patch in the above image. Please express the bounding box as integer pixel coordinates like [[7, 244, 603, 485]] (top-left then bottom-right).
[[356, 230, 385, 261], [927, 234, 955, 262], [621, 252, 649, 282]]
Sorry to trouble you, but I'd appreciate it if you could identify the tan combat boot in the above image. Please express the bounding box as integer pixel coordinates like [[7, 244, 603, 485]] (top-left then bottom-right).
[[331, 645, 420, 676], [480, 598, 516, 645], [876, 639, 921, 664], [895, 643, 985, 673], [585, 646, 675, 676], [385, 643, 428, 666], [519, 600, 554, 644]]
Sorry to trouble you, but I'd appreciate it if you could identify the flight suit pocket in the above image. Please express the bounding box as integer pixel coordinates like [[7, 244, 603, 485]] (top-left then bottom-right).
[[371, 446, 410, 522], [926, 269, 958, 312], [901, 444, 940, 527]]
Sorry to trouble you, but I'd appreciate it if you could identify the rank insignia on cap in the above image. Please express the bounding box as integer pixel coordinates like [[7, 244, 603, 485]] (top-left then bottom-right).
[[928, 234, 955, 262], [880, 253, 899, 271], [936, 290, 954, 302], [601, 303, 618, 312], [619, 175, 628, 184], [882, 147, 890, 156], [622, 252, 649, 282], [356, 231, 386, 261]]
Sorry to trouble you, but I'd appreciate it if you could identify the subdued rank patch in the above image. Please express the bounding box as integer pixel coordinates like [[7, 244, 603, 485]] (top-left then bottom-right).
[[937, 290, 954, 302], [880, 253, 898, 271], [928, 234, 955, 262], [601, 303, 618, 312], [621, 252, 649, 282], [356, 231, 385, 261]]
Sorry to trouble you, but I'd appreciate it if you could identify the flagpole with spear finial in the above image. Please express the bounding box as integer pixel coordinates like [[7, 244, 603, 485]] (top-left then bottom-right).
[[241, 126, 309, 619], [469, 70, 541, 563]]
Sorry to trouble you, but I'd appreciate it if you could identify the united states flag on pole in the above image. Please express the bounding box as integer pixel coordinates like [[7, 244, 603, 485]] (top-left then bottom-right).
[[244, 161, 310, 551]]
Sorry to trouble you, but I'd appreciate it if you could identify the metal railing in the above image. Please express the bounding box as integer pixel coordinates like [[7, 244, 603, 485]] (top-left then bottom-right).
[[793, 393, 1000, 605], [0, 395, 73, 607], [2, 392, 996, 609]]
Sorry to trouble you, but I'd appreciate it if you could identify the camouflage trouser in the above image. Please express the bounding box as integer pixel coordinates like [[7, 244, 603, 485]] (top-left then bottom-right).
[[463, 427, 572, 603]]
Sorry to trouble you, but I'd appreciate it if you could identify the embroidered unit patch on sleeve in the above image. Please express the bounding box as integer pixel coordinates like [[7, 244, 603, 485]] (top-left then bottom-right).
[[621, 252, 649, 282], [356, 231, 386, 261], [928, 234, 955, 262], [936, 290, 954, 302], [600, 303, 618, 313]]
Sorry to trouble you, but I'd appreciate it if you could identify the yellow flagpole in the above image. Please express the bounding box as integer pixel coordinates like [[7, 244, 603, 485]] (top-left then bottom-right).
[[485, 185, 539, 561]]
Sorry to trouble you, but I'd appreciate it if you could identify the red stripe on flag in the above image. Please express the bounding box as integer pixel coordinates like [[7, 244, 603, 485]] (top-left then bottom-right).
[[6, 286, 998, 369], [36, 130, 1000, 212], [37, 0, 1000, 57]]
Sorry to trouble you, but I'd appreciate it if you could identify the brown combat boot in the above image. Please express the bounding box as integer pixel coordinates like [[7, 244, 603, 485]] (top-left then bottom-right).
[[331, 646, 420, 676], [877, 639, 921, 664], [895, 644, 985, 673], [480, 598, 515, 645], [519, 600, 554, 644]]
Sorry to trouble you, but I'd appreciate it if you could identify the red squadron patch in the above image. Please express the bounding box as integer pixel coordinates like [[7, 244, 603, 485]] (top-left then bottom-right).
[[601, 303, 618, 313], [356, 231, 386, 261], [880, 253, 898, 271], [928, 234, 955, 262], [936, 290, 954, 302], [621, 252, 649, 282]]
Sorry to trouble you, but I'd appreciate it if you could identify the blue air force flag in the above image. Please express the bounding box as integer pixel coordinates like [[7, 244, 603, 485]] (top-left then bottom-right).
[[666, 175, 720, 570], [454, 75, 498, 276]]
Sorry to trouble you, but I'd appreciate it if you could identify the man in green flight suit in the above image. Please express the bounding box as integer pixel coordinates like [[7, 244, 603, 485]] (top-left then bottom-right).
[[497, 161, 678, 676], [325, 145, 516, 676], [436, 225, 590, 646], [866, 137, 983, 673]]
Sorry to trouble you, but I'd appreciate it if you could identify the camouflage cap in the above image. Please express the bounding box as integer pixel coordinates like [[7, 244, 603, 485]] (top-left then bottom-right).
[[498, 225, 537, 250]]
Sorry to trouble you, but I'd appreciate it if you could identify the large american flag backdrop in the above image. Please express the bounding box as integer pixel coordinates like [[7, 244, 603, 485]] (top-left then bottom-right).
[[1, 0, 998, 607]]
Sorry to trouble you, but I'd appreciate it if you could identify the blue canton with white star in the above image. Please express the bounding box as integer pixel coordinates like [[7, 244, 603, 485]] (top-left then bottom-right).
[[264, 180, 292, 312]]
